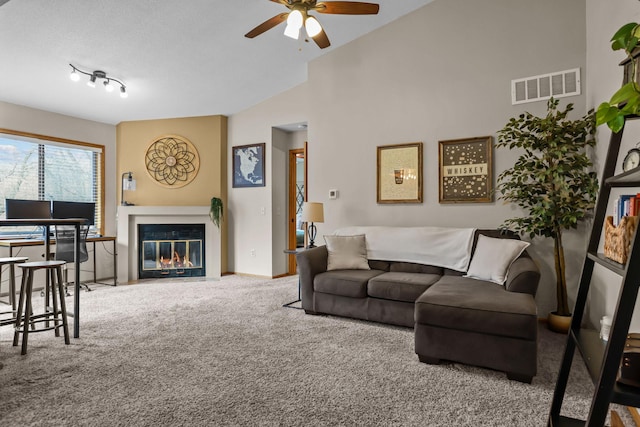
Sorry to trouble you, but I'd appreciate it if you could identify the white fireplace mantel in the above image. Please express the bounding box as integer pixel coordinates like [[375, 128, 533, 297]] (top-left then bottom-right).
[[116, 206, 221, 283]]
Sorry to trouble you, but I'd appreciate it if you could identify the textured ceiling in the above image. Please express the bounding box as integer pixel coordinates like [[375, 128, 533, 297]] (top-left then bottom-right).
[[0, 0, 432, 125]]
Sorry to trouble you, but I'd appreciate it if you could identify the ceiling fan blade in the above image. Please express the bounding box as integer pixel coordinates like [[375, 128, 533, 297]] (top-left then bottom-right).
[[312, 27, 331, 49], [315, 1, 379, 15], [245, 13, 289, 38]]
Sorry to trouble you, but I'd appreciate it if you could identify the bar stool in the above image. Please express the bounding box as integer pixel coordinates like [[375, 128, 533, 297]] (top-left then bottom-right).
[[13, 260, 70, 355], [0, 256, 29, 327]]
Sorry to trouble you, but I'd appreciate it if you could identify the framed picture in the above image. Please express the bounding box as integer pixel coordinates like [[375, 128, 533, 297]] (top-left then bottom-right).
[[233, 143, 266, 188], [439, 136, 493, 203], [377, 142, 423, 204]]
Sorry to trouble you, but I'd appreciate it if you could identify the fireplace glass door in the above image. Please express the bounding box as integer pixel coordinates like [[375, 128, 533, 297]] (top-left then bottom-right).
[[138, 224, 205, 278]]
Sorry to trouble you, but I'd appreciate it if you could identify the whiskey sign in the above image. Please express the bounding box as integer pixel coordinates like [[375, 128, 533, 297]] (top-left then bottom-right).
[[439, 136, 493, 203]]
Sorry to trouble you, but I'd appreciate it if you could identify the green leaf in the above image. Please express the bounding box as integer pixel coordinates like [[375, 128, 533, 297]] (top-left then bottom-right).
[[608, 114, 626, 133], [627, 36, 639, 53], [611, 22, 639, 50], [610, 82, 638, 105], [596, 103, 617, 126]]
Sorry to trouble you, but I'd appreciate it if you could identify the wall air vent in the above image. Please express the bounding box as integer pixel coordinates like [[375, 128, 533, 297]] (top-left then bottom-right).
[[511, 68, 581, 105]]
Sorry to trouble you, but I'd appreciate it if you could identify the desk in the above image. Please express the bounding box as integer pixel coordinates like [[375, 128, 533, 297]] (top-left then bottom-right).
[[0, 219, 87, 338], [0, 236, 117, 287]]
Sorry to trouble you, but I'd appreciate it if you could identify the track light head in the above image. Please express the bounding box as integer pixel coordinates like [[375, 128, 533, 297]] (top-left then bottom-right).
[[87, 74, 97, 88], [104, 80, 114, 92], [70, 68, 80, 82], [120, 86, 128, 98]]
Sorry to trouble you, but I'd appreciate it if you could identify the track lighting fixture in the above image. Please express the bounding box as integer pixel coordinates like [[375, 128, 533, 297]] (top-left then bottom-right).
[[69, 64, 128, 98]]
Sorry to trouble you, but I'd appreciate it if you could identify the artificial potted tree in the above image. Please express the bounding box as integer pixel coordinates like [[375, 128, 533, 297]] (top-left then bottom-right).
[[496, 98, 599, 333], [209, 197, 223, 229], [597, 22, 640, 132]]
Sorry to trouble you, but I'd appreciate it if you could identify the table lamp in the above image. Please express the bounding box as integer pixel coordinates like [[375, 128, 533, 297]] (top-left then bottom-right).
[[301, 202, 324, 248]]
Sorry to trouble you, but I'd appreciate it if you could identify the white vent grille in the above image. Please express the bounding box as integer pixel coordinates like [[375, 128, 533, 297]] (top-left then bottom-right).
[[511, 68, 581, 105]]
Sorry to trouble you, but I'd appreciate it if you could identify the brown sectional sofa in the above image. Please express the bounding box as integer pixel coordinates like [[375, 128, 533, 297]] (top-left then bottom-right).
[[296, 229, 541, 383]]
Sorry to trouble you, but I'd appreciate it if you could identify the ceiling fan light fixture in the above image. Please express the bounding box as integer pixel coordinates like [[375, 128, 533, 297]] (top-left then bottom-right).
[[287, 10, 303, 29], [245, 1, 379, 49], [284, 23, 300, 39], [305, 16, 322, 38], [284, 10, 303, 39]]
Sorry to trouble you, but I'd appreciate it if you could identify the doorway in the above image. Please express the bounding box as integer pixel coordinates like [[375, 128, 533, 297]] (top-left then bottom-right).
[[288, 144, 307, 274]]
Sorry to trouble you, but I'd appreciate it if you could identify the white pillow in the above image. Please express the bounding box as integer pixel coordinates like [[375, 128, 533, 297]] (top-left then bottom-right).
[[464, 234, 530, 285], [324, 234, 370, 271]]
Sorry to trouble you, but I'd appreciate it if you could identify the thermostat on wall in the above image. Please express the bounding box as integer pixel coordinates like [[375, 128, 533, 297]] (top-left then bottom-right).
[[329, 189, 338, 199]]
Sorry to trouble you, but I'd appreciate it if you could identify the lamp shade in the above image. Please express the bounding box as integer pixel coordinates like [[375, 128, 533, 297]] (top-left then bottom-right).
[[305, 16, 322, 37], [301, 202, 324, 223]]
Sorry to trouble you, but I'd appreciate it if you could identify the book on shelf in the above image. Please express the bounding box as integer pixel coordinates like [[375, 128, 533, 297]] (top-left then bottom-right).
[[614, 194, 640, 226]]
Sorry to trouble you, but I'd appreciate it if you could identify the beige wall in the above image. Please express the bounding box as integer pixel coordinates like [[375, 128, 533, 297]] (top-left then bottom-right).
[[116, 115, 228, 272]]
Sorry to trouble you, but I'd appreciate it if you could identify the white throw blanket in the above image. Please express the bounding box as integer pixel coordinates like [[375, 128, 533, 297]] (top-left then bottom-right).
[[334, 226, 477, 272]]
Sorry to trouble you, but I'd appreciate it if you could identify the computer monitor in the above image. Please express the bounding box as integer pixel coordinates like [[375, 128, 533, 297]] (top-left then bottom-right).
[[52, 201, 95, 225], [5, 199, 51, 219]]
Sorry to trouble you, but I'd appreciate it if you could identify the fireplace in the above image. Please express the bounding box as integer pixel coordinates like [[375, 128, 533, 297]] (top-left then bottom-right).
[[116, 205, 220, 283], [138, 223, 205, 279]]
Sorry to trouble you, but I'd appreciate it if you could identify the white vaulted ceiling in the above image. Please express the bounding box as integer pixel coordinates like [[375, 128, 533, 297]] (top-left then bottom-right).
[[0, 0, 432, 125]]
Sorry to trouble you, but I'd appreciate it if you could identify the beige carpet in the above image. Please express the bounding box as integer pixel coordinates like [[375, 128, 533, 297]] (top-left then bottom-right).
[[0, 275, 632, 426]]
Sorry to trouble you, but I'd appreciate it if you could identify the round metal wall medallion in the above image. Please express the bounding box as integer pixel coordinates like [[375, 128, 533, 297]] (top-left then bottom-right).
[[145, 135, 200, 188]]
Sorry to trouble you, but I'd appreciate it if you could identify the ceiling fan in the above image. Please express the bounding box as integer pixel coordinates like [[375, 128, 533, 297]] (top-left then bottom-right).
[[245, 0, 380, 49]]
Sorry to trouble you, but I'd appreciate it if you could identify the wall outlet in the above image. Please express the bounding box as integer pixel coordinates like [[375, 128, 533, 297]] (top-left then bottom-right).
[[329, 189, 338, 199], [250, 249, 256, 257], [260, 207, 266, 215]]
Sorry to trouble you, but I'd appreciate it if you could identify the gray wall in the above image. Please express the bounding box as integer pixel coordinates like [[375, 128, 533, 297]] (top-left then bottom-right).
[[228, 0, 588, 317], [586, 0, 640, 330]]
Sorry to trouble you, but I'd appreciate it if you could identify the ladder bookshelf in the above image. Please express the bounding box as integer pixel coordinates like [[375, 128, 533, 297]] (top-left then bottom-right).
[[548, 114, 640, 426]]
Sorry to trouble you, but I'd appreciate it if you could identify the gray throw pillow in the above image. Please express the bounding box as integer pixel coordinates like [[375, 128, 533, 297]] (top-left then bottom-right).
[[324, 234, 370, 271]]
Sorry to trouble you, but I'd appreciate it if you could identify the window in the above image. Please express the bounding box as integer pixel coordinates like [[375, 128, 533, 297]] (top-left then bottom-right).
[[0, 129, 104, 234]]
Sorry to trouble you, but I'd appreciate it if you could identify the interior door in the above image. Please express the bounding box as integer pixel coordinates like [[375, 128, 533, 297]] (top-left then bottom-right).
[[288, 144, 307, 274]]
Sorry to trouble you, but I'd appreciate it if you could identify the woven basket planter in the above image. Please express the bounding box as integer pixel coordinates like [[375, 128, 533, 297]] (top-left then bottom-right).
[[604, 215, 638, 264]]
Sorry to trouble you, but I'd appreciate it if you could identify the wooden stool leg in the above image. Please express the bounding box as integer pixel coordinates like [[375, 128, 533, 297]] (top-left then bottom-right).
[[0, 266, 4, 310], [44, 269, 51, 329], [21, 270, 35, 355], [55, 266, 70, 345], [49, 268, 60, 338], [9, 263, 16, 312], [13, 270, 28, 347]]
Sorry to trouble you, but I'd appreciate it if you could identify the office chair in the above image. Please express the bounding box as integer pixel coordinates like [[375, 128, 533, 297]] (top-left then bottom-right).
[[53, 224, 91, 293]]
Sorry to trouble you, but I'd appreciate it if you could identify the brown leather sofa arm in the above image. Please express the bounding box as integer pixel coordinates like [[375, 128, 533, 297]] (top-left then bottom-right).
[[296, 246, 328, 312], [504, 256, 540, 297]]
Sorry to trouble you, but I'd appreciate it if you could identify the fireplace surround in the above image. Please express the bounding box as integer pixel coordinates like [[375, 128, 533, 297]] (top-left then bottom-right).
[[117, 206, 220, 283]]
